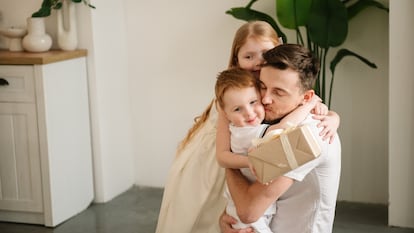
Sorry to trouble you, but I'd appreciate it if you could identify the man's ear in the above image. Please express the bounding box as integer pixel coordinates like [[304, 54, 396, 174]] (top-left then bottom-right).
[[302, 89, 315, 104]]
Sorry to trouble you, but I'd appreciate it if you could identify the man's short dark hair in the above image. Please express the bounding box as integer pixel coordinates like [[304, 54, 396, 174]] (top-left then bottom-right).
[[263, 44, 320, 92]]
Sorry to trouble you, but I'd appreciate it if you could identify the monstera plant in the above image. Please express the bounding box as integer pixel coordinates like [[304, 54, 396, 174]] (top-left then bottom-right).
[[226, 0, 388, 107]]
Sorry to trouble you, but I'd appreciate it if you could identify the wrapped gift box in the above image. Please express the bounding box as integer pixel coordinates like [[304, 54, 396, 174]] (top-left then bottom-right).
[[248, 124, 321, 184]]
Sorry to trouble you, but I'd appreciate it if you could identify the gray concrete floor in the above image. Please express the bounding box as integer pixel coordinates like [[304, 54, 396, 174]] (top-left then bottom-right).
[[0, 186, 413, 233]]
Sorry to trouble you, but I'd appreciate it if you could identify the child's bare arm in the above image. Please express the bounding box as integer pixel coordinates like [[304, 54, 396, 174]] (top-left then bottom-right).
[[216, 105, 250, 169], [266, 95, 321, 133]]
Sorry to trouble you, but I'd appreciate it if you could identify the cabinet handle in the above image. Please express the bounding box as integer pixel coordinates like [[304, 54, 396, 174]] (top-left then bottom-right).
[[0, 78, 9, 86]]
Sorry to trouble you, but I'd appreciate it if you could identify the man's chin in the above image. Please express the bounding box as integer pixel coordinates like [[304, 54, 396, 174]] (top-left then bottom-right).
[[263, 118, 281, 125], [264, 113, 279, 122], [264, 113, 290, 125], [263, 115, 282, 125]]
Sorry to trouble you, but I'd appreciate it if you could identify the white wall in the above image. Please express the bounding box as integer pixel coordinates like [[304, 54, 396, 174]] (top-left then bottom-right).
[[389, 0, 414, 228], [332, 2, 389, 203], [77, 1, 135, 202]]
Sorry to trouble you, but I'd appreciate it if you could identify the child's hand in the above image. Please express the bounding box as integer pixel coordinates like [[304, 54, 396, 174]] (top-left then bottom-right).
[[305, 95, 328, 116], [248, 160, 257, 179], [305, 95, 321, 108], [312, 102, 328, 116], [310, 96, 328, 116], [247, 147, 258, 178], [313, 111, 340, 144]]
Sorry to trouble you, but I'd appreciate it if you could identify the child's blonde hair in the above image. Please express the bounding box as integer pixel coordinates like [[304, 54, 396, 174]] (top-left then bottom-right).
[[177, 21, 280, 154], [215, 68, 260, 110], [228, 21, 280, 68]]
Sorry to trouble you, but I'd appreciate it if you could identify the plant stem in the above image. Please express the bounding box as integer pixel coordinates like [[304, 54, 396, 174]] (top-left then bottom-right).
[[246, 0, 257, 9], [328, 74, 334, 108], [321, 47, 329, 103]]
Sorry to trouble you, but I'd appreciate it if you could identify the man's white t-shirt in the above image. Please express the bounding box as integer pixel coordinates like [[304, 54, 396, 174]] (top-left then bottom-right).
[[269, 115, 341, 233]]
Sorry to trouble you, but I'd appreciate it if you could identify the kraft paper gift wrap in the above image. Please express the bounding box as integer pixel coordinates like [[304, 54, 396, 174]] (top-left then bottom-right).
[[248, 124, 321, 184]]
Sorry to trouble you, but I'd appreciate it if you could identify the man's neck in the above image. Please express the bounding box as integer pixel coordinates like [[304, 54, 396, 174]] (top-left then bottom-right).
[[263, 118, 281, 125]]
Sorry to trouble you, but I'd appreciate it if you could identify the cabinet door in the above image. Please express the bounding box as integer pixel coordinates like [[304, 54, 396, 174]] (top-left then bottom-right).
[[0, 103, 43, 212]]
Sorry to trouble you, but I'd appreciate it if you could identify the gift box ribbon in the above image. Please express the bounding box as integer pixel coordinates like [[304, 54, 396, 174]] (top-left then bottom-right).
[[251, 122, 299, 169]]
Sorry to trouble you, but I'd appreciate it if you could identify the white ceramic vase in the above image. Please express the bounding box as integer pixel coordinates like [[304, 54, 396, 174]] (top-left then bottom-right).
[[0, 27, 27, 52], [57, 0, 78, 51], [22, 17, 52, 52]]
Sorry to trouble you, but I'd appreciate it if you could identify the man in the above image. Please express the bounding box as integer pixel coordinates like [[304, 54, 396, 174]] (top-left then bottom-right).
[[220, 44, 341, 233]]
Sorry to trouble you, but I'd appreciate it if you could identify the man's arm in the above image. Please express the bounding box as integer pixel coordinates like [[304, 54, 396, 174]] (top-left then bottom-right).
[[226, 168, 294, 223]]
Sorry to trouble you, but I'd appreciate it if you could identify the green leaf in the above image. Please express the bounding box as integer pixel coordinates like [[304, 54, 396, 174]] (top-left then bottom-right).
[[32, 0, 95, 17], [226, 7, 287, 43], [32, 7, 51, 17], [82, 0, 96, 9], [53, 2, 63, 10], [308, 0, 348, 48], [276, 0, 312, 29], [246, 0, 258, 9], [330, 48, 377, 75], [41, 0, 52, 8], [347, 0, 389, 20], [32, 0, 53, 17]]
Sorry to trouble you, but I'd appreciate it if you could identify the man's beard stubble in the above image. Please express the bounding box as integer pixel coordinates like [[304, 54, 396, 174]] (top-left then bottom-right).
[[262, 104, 301, 125], [262, 118, 281, 125]]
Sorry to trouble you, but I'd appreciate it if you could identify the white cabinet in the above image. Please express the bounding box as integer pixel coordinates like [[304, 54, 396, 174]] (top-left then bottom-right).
[[0, 103, 43, 213], [0, 50, 94, 227]]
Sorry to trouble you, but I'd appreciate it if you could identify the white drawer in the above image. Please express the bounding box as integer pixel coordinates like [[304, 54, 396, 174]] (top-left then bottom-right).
[[0, 65, 35, 103]]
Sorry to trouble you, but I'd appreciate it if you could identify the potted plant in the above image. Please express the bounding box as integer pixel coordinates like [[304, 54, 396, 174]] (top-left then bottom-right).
[[32, 0, 95, 18], [29, 0, 96, 51], [226, 0, 388, 107]]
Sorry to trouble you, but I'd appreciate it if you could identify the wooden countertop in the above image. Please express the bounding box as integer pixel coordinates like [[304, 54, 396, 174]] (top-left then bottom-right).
[[0, 49, 87, 65]]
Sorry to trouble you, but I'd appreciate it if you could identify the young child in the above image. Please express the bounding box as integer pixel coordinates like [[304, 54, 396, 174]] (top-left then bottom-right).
[[215, 68, 322, 233]]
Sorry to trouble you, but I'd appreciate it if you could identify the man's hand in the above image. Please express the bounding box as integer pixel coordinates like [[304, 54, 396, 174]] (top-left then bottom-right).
[[219, 211, 254, 233]]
